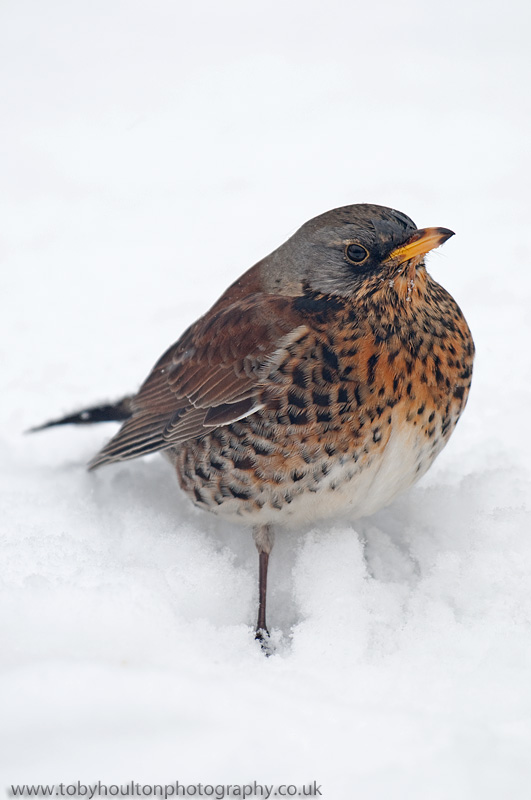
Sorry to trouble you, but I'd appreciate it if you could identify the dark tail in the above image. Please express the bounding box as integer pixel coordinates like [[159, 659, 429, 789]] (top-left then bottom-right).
[[27, 396, 134, 433]]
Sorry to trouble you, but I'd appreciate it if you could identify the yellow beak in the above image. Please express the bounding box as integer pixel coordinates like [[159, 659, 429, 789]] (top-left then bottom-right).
[[386, 227, 455, 265]]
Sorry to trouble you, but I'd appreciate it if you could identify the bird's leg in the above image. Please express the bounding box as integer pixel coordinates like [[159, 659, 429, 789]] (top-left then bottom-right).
[[257, 551, 269, 636], [253, 524, 275, 644]]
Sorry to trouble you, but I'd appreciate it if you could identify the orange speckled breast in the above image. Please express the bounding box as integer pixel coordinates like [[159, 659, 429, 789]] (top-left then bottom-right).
[[170, 270, 474, 526]]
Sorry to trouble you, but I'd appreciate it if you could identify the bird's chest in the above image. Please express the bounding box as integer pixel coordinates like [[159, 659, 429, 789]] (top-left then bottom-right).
[[173, 304, 472, 526], [258, 311, 465, 449], [271, 412, 446, 525], [174, 332, 464, 527]]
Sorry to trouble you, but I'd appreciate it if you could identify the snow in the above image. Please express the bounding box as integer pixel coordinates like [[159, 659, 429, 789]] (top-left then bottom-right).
[[1, 0, 531, 796]]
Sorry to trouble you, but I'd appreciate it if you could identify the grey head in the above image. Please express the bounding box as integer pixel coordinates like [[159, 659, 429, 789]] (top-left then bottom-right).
[[260, 203, 448, 298]]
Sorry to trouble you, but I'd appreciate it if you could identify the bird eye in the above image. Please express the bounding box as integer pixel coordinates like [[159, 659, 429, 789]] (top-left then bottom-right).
[[345, 243, 369, 264]]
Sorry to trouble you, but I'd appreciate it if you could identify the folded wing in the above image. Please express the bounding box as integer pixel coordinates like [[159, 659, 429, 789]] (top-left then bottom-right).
[[89, 294, 308, 468]]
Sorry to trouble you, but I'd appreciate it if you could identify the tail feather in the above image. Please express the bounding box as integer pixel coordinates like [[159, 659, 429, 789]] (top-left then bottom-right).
[[87, 412, 171, 470], [27, 396, 134, 433]]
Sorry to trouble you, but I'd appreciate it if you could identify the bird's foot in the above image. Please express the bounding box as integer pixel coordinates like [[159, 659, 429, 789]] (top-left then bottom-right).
[[255, 626, 273, 656]]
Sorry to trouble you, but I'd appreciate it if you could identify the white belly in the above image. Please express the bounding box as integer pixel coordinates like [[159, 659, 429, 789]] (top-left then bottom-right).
[[282, 425, 438, 527], [208, 420, 448, 529]]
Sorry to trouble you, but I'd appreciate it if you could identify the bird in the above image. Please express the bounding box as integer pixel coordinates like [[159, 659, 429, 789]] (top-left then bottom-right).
[[31, 203, 475, 646]]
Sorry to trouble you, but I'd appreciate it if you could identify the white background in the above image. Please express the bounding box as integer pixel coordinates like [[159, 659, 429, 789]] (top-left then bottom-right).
[[1, 0, 531, 797]]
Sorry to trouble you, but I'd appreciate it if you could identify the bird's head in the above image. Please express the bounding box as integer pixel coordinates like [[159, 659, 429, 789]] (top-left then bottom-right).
[[262, 204, 454, 304]]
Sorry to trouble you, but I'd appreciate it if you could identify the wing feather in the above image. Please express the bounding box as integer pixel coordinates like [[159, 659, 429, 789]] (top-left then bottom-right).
[[89, 293, 308, 469]]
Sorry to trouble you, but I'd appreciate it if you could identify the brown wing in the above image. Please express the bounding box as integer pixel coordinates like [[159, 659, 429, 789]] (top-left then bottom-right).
[[89, 294, 309, 468]]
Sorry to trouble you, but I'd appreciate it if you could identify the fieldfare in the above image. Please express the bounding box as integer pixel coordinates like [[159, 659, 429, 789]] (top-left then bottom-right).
[[32, 204, 475, 645]]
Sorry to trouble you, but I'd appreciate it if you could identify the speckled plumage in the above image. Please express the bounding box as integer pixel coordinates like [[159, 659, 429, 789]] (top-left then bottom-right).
[[171, 275, 473, 529], [33, 203, 474, 644]]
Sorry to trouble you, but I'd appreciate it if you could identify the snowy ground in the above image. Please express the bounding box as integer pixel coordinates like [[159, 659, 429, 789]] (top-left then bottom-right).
[[1, 0, 531, 796]]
